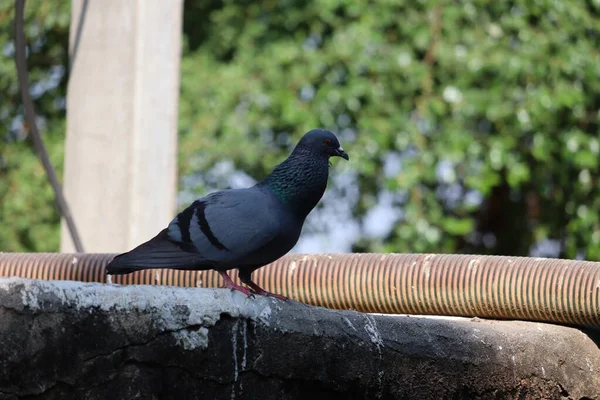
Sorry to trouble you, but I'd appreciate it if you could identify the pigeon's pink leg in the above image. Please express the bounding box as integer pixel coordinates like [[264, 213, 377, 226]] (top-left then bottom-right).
[[218, 271, 254, 297]]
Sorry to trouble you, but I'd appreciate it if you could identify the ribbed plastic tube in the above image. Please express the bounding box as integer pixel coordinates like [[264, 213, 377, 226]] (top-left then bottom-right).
[[1, 252, 599, 327]]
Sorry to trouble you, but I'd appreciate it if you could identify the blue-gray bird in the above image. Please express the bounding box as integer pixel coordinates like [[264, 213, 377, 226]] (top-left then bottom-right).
[[105, 129, 349, 300]]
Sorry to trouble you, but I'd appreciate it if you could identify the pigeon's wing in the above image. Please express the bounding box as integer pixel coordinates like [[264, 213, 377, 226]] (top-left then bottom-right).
[[166, 188, 282, 264], [106, 188, 282, 274], [105, 228, 207, 274]]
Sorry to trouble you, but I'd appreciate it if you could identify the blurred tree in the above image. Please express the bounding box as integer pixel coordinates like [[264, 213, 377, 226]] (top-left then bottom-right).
[[0, 0, 69, 251], [179, 0, 600, 259], [2, 0, 600, 260]]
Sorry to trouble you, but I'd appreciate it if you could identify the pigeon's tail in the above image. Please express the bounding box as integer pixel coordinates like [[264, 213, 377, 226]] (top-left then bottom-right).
[[105, 229, 207, 275]]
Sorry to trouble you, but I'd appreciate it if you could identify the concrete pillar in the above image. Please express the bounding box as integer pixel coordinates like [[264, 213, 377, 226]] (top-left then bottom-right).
[[61, 0, 183, 252]]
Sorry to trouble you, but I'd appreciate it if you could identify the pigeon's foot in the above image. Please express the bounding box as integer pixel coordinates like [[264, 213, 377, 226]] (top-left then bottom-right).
[[251, 287, 289, 301], [240, 277, 288, 301], [218, 271, 255, 298]]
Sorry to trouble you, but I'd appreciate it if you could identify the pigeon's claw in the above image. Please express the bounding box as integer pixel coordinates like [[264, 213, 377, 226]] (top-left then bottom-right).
[[240, 275, 289, 301], [260, 290, 288, 301], [218, 271, 255, 298], [249, 285, 288, 301]]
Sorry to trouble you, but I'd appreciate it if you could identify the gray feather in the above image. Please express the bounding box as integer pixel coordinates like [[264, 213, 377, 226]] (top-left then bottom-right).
[[166, 188, 283, 266]]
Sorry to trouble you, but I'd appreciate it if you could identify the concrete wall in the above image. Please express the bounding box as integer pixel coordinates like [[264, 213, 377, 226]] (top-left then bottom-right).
[[1, 278, 599, 399], [61, 0, 183, 252]]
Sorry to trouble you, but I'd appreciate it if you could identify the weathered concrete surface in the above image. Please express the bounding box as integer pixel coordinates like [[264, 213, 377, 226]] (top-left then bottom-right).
[[0, 278, 598, 400]]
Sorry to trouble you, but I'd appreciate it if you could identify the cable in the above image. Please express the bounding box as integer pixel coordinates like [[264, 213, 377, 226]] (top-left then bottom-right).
[[13, 0, 85, 252]]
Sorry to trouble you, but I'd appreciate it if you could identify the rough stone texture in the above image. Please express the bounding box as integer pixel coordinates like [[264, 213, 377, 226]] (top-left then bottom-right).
[[0, 278, 599, 400]]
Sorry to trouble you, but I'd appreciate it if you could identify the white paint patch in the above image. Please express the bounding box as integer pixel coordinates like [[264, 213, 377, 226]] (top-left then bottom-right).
[[597, 279, 600, 290], [240, 321, 247, 394], [258, 305, 272, 326], [423, 264, 430, 279], [231, 321, 239, 400], [230, 319, 249, 399], [71, 257, 78, 265], [541, 366, 546, 377], [467, 259, 480, 272], [420, 255, 435, 279], [472, 328, 486, 344], [299, 255, 319, 269], [343, 317, 357, 331], [106, 275, 113, 284], [511, 355, 517, 381], [172, 327, 209, 350], [364, 316, 384, 349], [364, 315, 384, 399], [155, 272, 161, 284], [377, 370, 384, 395], [241, 321, 248, 370], [289, 261, 297, 275], [20, 283, 41, 310]]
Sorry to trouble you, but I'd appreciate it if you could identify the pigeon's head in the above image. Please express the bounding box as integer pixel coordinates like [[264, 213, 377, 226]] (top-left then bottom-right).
[[296, 129, 349, 161]]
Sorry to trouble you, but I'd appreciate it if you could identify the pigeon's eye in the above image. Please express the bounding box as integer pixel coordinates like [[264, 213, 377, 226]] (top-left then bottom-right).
[[324, 138, 332, 146]]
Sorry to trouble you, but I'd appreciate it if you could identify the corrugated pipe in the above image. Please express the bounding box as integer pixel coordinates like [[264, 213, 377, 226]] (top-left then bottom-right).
[[1, 252, 599, 327]]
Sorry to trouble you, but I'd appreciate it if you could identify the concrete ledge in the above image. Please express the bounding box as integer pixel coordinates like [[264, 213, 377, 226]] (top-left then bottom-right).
[[0, 278, 599, 400]]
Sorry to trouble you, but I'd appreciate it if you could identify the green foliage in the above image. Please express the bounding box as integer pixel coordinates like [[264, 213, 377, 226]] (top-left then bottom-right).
[[180, 0, 600, 258], [0, 0, 70, 251], [3, 0, 600, 260]]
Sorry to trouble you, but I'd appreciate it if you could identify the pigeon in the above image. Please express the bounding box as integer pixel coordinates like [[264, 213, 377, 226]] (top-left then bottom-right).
[[105, 129, 349, 300]]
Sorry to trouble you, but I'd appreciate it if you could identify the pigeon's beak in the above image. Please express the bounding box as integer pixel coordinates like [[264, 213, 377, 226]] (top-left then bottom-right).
[[334, 146, 349, 161]]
